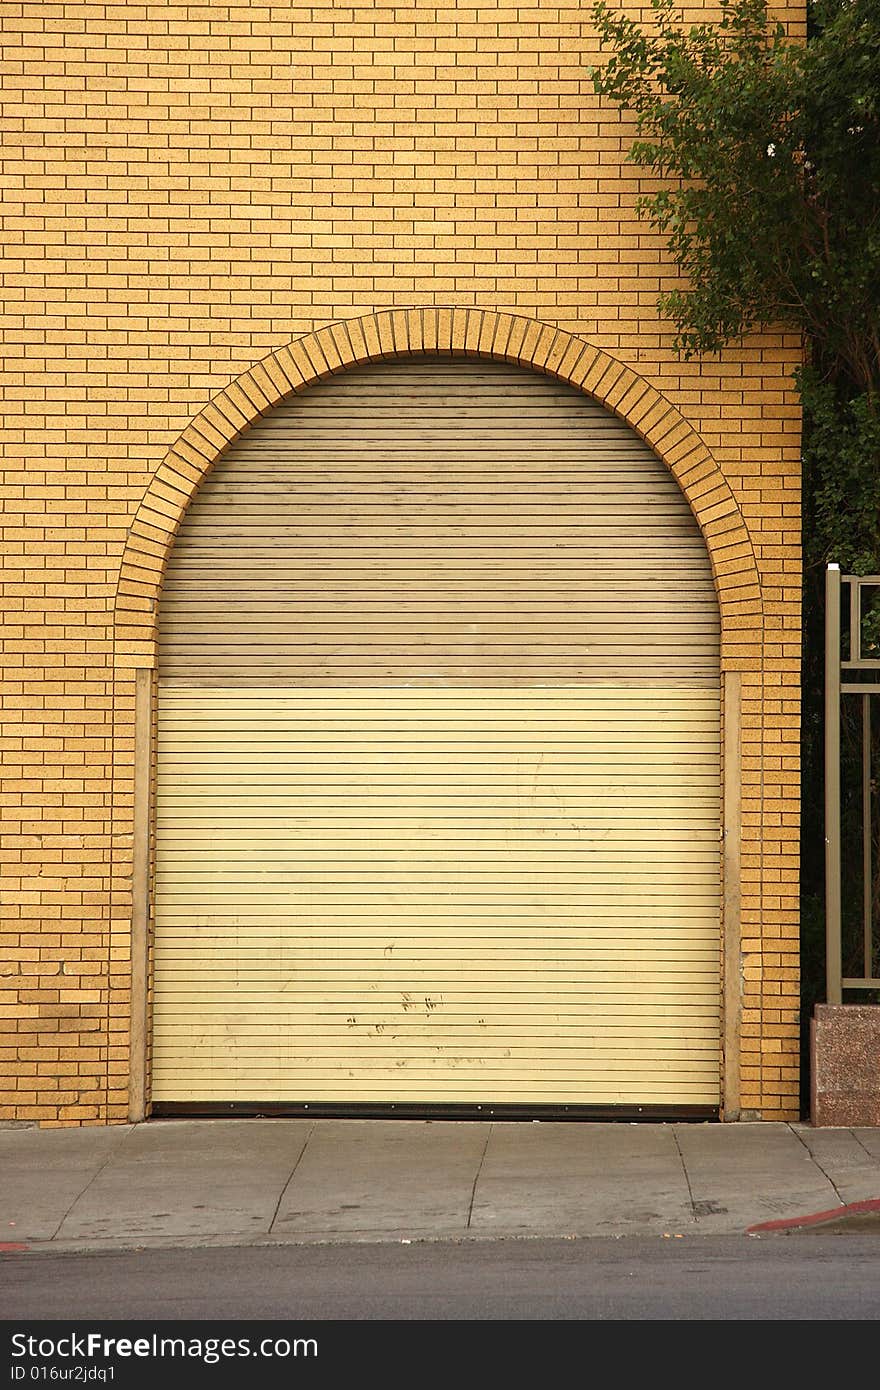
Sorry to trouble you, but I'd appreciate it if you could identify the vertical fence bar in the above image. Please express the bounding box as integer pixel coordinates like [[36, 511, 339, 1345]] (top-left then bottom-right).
[[864, 694, 873, 980], [825, 564, 842, 1004]]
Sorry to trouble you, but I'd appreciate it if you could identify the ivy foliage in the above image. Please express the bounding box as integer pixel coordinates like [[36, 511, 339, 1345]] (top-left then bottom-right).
[[802, 370, 880, 575], [589, 0, 880, 408]]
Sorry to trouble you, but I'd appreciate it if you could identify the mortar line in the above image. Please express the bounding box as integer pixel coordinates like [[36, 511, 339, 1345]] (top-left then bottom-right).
[[466, 1123, 493, 1231], [268, 1123, 314, 1234], [671, 1125, 698, 1224], [51, 1123, 137, 1240], [789, 1123, 845, 1205]]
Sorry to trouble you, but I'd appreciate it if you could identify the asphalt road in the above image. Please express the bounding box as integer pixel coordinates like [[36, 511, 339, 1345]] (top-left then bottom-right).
[[1, 1234, 879, 1321]]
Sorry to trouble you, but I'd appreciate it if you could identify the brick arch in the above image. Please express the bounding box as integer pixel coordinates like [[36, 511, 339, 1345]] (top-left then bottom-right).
[[113, 307, 762, 671]]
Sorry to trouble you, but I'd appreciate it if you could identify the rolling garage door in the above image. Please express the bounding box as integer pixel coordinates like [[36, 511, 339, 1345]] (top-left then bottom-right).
[[152, 358, 722, 1109]]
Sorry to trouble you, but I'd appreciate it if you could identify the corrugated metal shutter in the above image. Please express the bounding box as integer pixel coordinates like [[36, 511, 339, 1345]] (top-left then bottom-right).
[[152, 358, 721, 1107]]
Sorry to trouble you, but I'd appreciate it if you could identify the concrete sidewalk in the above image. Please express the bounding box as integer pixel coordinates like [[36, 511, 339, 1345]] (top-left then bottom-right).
[[2, 1120, 880, 1254]]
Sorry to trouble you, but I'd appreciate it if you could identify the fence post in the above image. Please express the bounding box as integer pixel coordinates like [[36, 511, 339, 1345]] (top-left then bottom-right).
[[825, 563, 842, 1004]]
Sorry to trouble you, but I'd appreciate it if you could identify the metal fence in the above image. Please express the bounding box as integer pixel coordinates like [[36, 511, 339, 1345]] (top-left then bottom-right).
[[825, 563, 880, 1002]]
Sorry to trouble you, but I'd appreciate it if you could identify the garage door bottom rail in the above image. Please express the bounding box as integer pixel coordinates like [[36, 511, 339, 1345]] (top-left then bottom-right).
[[150, 1101, 720, 1122]]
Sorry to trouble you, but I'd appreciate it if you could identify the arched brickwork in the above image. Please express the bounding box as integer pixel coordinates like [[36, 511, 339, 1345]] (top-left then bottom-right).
[[113, 306, 763, 670], [110, 305, 768, 1124]]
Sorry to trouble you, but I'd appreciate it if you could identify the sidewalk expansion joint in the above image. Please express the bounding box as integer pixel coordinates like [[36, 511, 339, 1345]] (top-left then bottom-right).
[[466, 1125, 492, 1230], [672, 1125, 698, 1225], [51, 1124, 137, 1242], [851, 1128, 878, 1163], [268, 1123, 314, 1235], [789, 1123, 845, 1206]]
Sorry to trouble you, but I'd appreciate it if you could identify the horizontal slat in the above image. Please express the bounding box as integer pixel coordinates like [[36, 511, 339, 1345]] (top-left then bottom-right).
[[152, 1048, 719, 1064], [147, 1017, 722, 1028], [154, 821, 719, 832], [150, 945, 722, 956], [154, 855, 721, 869], [154, 912, 720, 925], [151, 1023, 722, 1037], [156, 685, 719, 704], [150, 817, 722, 828], [163, 568, 713, 582], [150, 1086, 718, 1096], [155, 971, 721, 987], [150, 1090, 721, 1102]]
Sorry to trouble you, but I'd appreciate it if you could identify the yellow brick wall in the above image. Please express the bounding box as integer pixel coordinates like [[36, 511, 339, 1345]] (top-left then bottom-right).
[[0, 2, 804, 1124]]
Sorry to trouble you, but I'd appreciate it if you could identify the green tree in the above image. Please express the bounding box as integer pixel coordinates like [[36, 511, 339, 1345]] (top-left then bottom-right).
[[589, 0, 880, 1097], [589, 0, 879, 415]]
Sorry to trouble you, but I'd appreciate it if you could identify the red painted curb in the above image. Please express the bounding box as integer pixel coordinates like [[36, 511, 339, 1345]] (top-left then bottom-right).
[[0, 1243, 30, 1253], [747, 1196, 880, 1234]]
